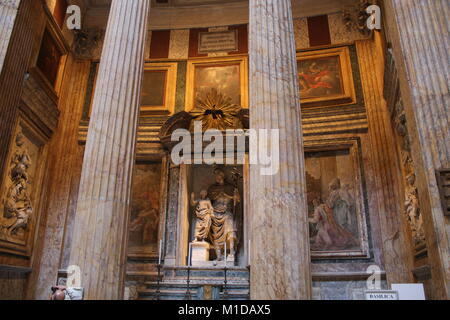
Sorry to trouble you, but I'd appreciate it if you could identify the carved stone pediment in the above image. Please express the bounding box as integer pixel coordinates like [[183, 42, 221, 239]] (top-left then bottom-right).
[[159, 111, 192, 152], [159, 89, 249, 151]]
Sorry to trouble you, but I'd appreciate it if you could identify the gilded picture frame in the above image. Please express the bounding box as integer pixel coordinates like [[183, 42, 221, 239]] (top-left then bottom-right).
[[297, 46, 356, 108], [141, 62, 178, 115], [31, 20, 68, 101], [185, 56, 248, 112], [304, 139, 370, 259], [84, 62, 178, 118]]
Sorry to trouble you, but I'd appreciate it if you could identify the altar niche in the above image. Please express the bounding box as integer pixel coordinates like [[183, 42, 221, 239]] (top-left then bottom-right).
[[177, 164, 249, 268]]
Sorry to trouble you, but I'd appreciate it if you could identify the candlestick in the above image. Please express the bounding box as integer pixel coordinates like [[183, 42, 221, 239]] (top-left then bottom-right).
[[188, 243, 192, 267], [158, 239, 162, 265], [225, 241, 227, 265], [248, 239, 251, 266]]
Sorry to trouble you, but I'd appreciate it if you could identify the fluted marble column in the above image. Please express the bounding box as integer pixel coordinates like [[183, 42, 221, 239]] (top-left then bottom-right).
[[248, 0, 311, 300], [68, 0, 150, 300], [356, 34, 414, 284], [0, 0, 20, 74], [384, 0, 450, 299]]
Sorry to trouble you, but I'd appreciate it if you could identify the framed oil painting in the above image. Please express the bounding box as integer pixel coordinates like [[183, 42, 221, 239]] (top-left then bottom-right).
[[297, 47, 356, 108], [304, 139, 369, 259], [33, 22, 68, 97], [83, 62, 177, 118], [128, 162, 164, 258], [36, 29, 63, 87], [140, 62, 178, 115], [185, 56, 248, 111]]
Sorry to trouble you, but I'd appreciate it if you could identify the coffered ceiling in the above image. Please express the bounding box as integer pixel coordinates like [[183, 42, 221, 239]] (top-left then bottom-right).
[[82, 0, 355, 30]]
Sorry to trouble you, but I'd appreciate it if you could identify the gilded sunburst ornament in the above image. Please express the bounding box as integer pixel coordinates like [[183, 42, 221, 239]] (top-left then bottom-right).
[[190, 89, 243, 131]]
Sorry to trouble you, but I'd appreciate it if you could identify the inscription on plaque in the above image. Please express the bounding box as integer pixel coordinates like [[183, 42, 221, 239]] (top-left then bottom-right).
[[198, 30, 238, 54], [365, 290, 399, 300]]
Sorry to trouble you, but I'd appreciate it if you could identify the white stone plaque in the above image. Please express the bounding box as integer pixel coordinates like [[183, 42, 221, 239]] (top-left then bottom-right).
[[391, 284, 426, 300], [198, 30, 238, 54]]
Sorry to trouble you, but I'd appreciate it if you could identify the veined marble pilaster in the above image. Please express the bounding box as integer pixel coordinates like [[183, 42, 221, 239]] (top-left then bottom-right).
[[26, 58, 91, 300], [384, 0, 450, 299], [248, 0, 311, 300], [0, 0, 45, 191], [293, 18, 309, 50], [356, 35, 414, 284], [168, 29, 189, 60], [0, 0, 20, 74], [68, 0, 150, 300]]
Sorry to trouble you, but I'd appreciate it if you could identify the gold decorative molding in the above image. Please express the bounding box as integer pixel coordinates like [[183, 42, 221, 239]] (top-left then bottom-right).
[[190, 88, 243, 131]]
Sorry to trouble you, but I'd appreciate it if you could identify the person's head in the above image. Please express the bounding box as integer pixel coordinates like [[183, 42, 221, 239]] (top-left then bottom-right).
[[15, 131, 24, 147], [214, 168, 226, 185], [329, 178, 341, 191], [406, 173, 416, 185], [200, 189, 208, 199]]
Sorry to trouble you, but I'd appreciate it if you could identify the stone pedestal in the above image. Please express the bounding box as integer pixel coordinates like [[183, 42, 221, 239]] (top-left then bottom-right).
[[191, 241, 210, 266], [248, 0, 311, 300], [68, 0, 150, 300]]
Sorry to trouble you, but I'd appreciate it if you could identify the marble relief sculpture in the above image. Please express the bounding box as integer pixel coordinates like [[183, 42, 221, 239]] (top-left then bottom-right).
[[394, 99, 426, 249], [1, 131, 33, 239]]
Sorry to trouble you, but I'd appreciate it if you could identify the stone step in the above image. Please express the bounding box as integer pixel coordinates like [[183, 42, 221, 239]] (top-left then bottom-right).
[[164, 267, 250, 281], [138, 283, 250, 301], [143, 281, 249, 289]]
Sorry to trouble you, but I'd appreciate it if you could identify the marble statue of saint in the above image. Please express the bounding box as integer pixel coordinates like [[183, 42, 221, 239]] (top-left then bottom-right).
[[207, 168, 240, 262], [191, 190, 213, 242]]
